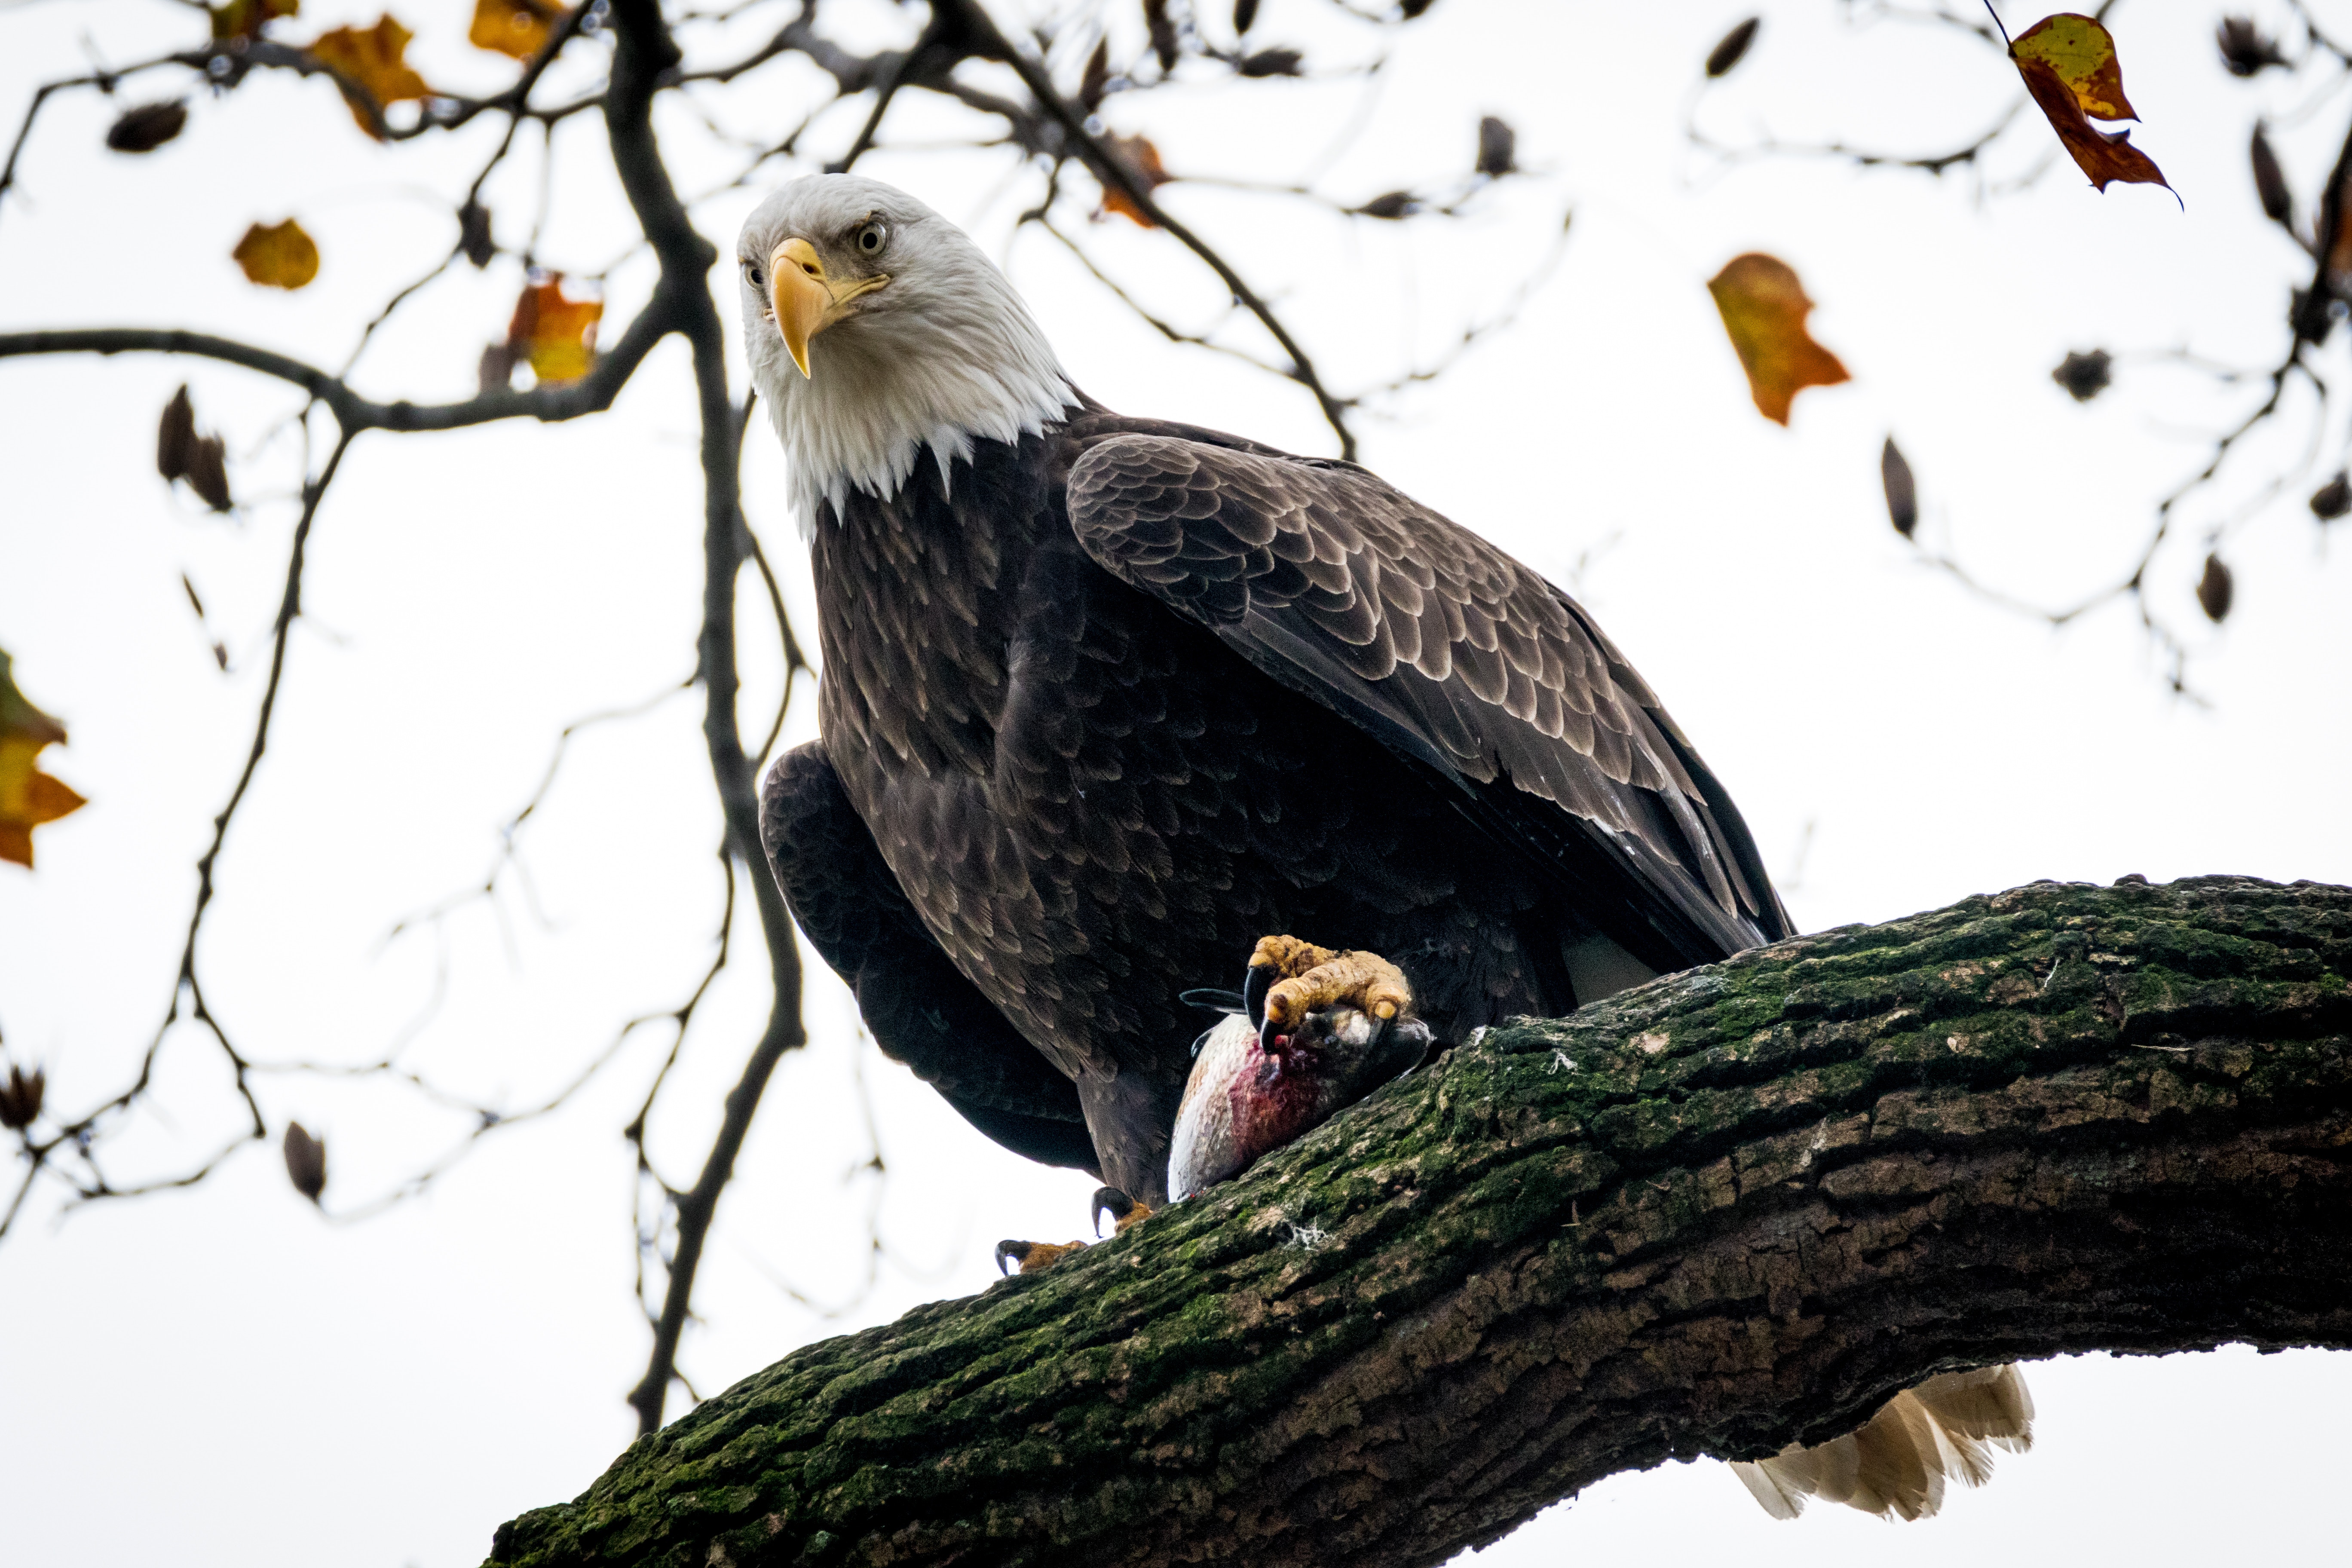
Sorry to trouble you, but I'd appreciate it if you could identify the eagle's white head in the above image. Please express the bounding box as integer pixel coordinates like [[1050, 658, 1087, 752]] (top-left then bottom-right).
[[736, 175, 1075, 533]]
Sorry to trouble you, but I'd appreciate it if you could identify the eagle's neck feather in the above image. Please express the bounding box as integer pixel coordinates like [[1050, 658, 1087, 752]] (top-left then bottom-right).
[[755, 265, 1075, 536]]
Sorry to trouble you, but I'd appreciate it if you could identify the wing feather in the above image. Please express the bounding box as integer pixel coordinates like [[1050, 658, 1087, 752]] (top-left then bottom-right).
[[1067, 430, 1790, 967]]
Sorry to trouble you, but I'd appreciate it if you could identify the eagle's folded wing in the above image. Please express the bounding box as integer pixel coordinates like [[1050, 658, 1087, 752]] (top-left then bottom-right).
[[1066, 429, 1790, 970]]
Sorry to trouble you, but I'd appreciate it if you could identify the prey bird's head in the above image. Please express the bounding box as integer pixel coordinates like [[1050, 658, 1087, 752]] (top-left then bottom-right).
[[736, 175, 1073, 533]]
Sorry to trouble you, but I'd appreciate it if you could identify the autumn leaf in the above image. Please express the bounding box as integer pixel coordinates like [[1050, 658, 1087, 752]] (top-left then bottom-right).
[[0, 649, 87, 871], [1881, 437, 1917, 538], [506, 274, 602, 384], [1143, 0, 1178, 73], [283, 1121, 328, 1203], [1706, 253, 1850, 425], [1706, 17, 1760, 78], [0, 1063, 41, 1130], [233, 218, 319, 290], [2311, 471, 2350, 521], [2052, 348, 2112, 402], [469, 0, 567, 61], [2009, 14, 2172, 196], [2251, 124, 2292, 227], [1099, 134, 1171, 226], [105, 102, 187, 154], [310, 15, 429, 137], [158, 385, 233, 511], [1080, 37, 1112, 111], [1476, 115, 1516, 178], [2196, 554, 2234, 623], [211, 0, 298, 42]]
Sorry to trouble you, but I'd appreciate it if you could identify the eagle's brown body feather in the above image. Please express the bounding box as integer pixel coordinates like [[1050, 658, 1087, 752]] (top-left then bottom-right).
[[762, 398, 1788, 1201]]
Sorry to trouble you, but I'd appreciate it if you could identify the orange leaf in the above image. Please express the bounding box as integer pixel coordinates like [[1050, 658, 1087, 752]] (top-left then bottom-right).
[[2009, 14, 2171, 195], [311, 15, 429, 137], [233, 217, 319, 289], [506, 274, 602, 385], [1706, 253, 1850, 426], [0, 651, 86, 871], [1099, 134, 1171, 227], [469, 0, 567, 61]]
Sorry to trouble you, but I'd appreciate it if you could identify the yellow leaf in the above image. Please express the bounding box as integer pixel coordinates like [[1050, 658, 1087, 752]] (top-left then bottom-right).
[[311, 15, 429, 137], [1706, 253, 1850, 426], [1099, 135, 1172, 227], [233, 218, 319, 290], [2009, 13, 2137, 122], [505, 275, 602, 385], [0, 651, 86, 871], [469, 0, 567, 60]]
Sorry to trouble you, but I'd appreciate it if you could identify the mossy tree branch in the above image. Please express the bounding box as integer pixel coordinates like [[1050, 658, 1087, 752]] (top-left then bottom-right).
[[489, 875, 2352, 1568]]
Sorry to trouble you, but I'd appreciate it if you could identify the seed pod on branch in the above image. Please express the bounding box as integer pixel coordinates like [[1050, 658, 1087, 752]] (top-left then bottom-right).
[[283, 1122, 327, 1204], [1706, 18, 1759, 78], [1143, 0, 1177, 72], [1476, 116, 1516, 177], [1079, 37, 1111, 111], [2196, 554, 2235, 623], [1354, 191, 1415, 219], [156, 386, 232, 511], [0, 1065, 42, 1130], [459, 199, 496, 268], [1881, 437, 1917, 539], [2311, 471, 2350, 521], [2052, 349, 2112, 402], [1237, 48, 1301, 77], [1233, 0, 1258, 36], [2217, 17, 2288, 77], [2251, 125, 2292, 227], [105, 101, 187, 153]]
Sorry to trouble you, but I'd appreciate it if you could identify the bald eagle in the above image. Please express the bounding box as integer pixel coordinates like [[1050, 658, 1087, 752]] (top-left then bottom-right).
[[739, 174, 2028, 1522], [741, 172, 1785, 1202]]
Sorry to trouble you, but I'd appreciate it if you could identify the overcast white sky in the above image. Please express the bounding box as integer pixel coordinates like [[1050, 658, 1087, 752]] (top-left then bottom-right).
[[2, 1, 2349, 1564]]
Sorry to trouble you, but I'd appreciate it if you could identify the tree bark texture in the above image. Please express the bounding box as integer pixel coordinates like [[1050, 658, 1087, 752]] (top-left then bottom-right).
[[488, 876, 2352, 1568]]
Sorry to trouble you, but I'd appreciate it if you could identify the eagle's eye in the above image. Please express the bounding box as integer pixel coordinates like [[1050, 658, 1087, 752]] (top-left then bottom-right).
[[855, 221, 888, 256], [741, 257, 765, 290]]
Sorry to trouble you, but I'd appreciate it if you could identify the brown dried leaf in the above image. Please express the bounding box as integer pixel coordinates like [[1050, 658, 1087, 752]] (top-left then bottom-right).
[[1398, 0, 1436, 17], [106, 101, 187, 153], [233, 218, 319, 290], [0, 650, 86, 872], [459, 198, 496, 267], [1476, 115, 1516, 178], [2311, 471, 2351, 521], [1706, 253, 1850, 426], [1355, 190, 1415, 220], [211, 0, 298, 42], [283, 1121, 328, 1203], [1706, 17, 1760, 78], [2217, 17, 2288, 77], [1080, 37, 1112, 111], [0, 1064, 42, 1130], [311, 15, 430, 137], [2009, 15, 2172, 196], [1237, 48, 1302, 78], [2196, 554, 2234, 622], [2251, 125, 2292, 226], [469, 0, 566, 60], [1143, 0, 1178, 72], [1099, 134, 1171, 226], [157, 386, 233, 511], [1233, 0, 1259, 35], [1881, 437, 1917, 538], [2052, 349, 2113, 402]]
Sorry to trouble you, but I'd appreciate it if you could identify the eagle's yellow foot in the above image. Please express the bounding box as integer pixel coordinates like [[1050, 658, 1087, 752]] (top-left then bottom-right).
[[1092, 1185, 1153, 1236], [996, 1186, 1155, 1276], [1246, 935, 1414, 1054], [993, 1237, 1085, 1275]]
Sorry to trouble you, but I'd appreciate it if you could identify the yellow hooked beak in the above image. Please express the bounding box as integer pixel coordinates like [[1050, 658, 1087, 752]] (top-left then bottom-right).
[[769, 236, 889, 378]]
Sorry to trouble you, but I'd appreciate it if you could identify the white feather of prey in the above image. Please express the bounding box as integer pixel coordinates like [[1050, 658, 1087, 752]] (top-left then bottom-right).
[[736, 175, 1075, 536], [1730, 1363, 2036, 1522]]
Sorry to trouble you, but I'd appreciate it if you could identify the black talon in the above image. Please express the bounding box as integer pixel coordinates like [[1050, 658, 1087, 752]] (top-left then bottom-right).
[[1092, 1185, 1136, 1237], [994, 1240, 1029, 1276], [1243, 962, 1276, 1029], [1179, 987, 1245, 1014]]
